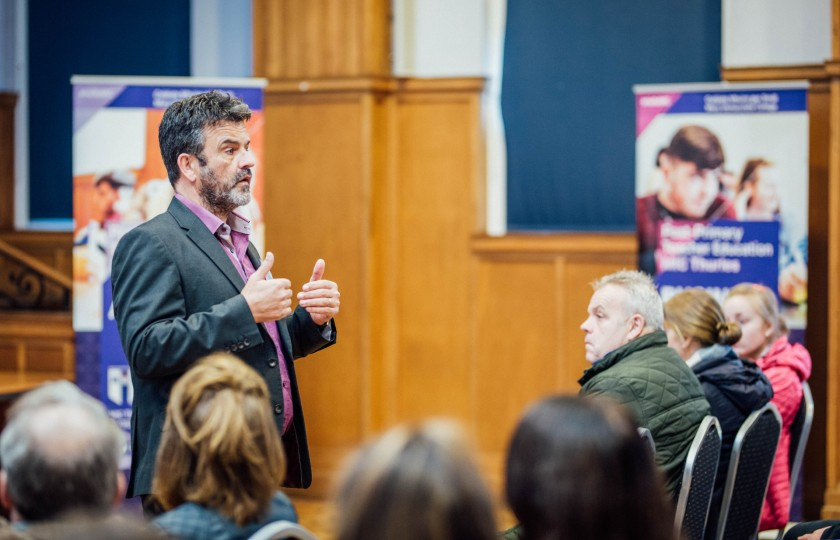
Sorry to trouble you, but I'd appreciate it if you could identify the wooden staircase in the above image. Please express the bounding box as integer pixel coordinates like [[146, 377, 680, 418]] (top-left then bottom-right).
[[0, 91, 74, 399], [0, 232, 74, 398]]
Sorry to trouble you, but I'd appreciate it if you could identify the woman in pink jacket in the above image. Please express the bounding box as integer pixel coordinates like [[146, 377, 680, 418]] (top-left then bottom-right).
[[723, 283, 812, 531]]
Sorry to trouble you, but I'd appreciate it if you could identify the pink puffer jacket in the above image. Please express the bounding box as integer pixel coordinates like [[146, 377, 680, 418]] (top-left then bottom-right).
[[758, 335, 812, 531]]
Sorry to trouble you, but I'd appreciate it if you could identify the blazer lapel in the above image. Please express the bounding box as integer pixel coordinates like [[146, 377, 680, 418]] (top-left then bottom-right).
[[168, 198, 246, 290]]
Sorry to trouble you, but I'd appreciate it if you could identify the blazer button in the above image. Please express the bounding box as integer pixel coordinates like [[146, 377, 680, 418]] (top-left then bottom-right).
[[274, 404, 283, 415], [243, 339, 250, 347], [268, 358, 278, 368]]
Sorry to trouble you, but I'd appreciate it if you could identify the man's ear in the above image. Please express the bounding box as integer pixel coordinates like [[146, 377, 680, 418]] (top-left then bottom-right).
[[627, 314, 646, 341], [113, 471, 127, 508], [176, 153, 200, 183]]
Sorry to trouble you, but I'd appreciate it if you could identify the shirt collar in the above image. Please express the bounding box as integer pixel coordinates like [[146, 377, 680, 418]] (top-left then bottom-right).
[[175, 193, 252, 236]]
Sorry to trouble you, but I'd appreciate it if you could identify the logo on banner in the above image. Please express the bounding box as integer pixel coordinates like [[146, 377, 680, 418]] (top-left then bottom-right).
[[107, 365, 134, 406]]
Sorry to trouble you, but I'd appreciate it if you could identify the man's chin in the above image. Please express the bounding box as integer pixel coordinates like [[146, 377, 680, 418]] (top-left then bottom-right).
[[229, 189, 251, 208]]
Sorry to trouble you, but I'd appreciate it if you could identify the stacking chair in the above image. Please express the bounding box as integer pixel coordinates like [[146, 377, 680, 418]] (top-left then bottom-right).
[[638, 426, 656, 458], [774, 381, 814, 540], [674, 416, 722, 540], [248, 520, 319, 540], [715, 403, 782, 540]]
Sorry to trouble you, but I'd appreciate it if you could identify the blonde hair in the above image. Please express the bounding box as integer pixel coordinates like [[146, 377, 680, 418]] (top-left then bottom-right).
[[152, 353, 286, 526], [725, 282, 785, 339], [334, 420, 497, 540], [664, 288, 741, 347]]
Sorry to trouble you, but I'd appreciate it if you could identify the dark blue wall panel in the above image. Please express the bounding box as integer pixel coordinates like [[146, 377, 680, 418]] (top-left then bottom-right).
[[28, 0, 190, 221], [503, 1, 721, 231]]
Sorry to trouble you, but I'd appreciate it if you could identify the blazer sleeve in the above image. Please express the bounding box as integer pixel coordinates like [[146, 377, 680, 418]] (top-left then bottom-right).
[[112, 225, 264, 379], [283, 307, 336, 360]]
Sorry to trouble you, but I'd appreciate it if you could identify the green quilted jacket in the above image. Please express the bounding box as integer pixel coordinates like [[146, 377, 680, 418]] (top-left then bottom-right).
[[578, 330, 710, 495]]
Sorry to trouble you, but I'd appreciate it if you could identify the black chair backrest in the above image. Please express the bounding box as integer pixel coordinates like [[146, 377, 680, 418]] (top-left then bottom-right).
[[775, 380, 814, 540], [715, 402, 782, 540], [674, 416, 722, 540]]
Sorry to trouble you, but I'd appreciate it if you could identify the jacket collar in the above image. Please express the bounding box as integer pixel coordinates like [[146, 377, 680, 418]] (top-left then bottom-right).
[[578, 330, 668, 386], [167, 197, 247, 290]]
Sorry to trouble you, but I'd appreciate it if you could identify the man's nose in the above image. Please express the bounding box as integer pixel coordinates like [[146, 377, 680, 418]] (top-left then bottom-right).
[[240, 148, 257, 169]]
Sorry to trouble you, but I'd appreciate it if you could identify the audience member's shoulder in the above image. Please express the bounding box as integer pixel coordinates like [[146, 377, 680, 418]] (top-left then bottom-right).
[[24, 514, 171, 540], [266, 491, 298, 522]]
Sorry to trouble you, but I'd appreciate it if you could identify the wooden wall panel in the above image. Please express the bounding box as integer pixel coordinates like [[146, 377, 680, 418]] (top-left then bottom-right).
[[0, 312, 73, 378], [823, 70, 840, 518], [253, 0, 390, 80], [805, 82, 830, 519], [263, 90, 372, 457], [0, 93, 15, 231], [390, 84, 483, 426], [473, 258, 559, 455]]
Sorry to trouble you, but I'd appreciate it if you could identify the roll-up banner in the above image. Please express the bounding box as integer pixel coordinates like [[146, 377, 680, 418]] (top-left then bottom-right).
[[634, 81, 809, 341], [71, 76, 267, 470]]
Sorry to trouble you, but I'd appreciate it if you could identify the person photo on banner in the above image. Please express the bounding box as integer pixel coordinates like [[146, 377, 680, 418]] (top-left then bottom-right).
[[637, 125, 737, 275], [73, 170, 142, 332], [735, 158, 808, 306]]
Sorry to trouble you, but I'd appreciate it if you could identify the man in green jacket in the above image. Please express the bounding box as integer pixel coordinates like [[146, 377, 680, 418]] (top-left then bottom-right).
[[579, 269, 710, 496]]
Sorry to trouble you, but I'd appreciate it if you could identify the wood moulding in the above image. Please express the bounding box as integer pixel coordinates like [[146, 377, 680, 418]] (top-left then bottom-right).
[[721, 64, 829, 82], [265, 76, 486, 97]]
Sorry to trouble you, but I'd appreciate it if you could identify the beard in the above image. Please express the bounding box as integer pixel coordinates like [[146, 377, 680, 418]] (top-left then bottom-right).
[[198, 167, 252, 216]]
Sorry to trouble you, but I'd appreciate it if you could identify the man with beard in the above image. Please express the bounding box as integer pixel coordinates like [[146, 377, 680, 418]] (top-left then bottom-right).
[[111, 91, 339, 512]]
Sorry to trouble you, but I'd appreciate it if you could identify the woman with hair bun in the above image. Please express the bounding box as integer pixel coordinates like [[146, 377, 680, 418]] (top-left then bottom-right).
[[151, 353, 297, 540], [664, 288, 773, 539]]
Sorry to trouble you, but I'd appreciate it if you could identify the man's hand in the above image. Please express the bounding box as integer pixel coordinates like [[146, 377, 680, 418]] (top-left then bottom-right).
[[242, 252, 293, 323], [297, 259, 340, 327]]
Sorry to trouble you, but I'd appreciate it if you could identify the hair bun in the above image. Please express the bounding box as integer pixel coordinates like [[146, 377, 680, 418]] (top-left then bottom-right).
[[716, 320, 742, 346]]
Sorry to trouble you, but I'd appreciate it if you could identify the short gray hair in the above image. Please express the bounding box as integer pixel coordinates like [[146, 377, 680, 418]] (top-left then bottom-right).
[[592, 270, 664, 331], [0, 381, 125, 522]]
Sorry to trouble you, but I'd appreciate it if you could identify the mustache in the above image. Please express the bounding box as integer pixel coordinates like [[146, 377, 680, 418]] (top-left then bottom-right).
[[227, 169, 252, 188]]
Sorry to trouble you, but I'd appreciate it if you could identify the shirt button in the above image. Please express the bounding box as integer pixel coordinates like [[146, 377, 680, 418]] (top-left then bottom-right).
[[268, 358, 278, 368], [274, 404, 283, 415], [283, 380, 289, 389]]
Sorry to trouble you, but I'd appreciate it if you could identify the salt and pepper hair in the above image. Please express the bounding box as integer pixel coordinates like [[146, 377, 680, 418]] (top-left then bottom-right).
[[664, 288, 742, 348], [158, 90, 252, 186], [0, 381, 126, 522], [592, 270, 665, 331], [334, 420, 497, 540], [152, 353, 286, 527]]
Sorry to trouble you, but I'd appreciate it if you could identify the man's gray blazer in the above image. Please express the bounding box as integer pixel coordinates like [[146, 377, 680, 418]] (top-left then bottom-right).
[[111, 197, 335, 498]]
